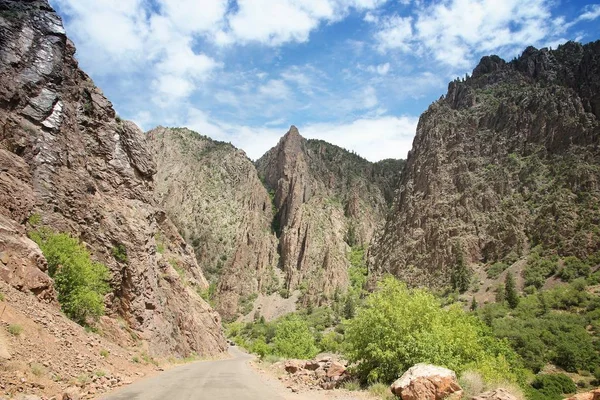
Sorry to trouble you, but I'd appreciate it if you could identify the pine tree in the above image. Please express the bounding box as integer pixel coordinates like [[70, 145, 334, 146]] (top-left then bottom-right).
[[505, 272, 519, 309], [451, 249, 470, 293], [470, 297, 478, 311], [495, 284, 506, 303]]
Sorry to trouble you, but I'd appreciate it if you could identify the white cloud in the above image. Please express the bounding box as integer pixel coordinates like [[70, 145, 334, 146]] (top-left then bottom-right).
[[301, 116, 418, 161], [372, 0, 556, 68], [51, 0, 221, 104], [579, 4, 600, 21], [258, 80, 292, 99], [182, 107, 417, 161], [218, 0, 388, 46]]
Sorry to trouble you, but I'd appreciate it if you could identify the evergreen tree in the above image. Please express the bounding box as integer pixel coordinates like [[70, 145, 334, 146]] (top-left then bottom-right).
[[505, 272, 519, 309], [451, 249, 471, 293], [470, 297, 478, 311], [495, 284, 506, 303]]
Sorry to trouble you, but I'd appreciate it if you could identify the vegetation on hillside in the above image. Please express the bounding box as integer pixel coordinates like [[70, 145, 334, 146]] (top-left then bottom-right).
[[29, 227, 110, 325], [227, 242, 600, 399]]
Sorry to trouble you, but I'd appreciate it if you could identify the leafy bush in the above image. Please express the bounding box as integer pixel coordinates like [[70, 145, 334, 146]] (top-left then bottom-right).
[[111, 243, 128, 263], [557, 256, 590, 282], [485, 281, 599, 373], [345, 277, 522, 384], [487, 262, 508, 279], [272, 315, 318, 359], [523, 252, 558, 288], [528, 374, 576, 399], [29, 228, 110, 325]]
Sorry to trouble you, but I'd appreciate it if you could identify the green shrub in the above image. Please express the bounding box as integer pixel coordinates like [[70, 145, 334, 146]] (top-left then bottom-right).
[[557, 256, 590, 282], [29, 228, 110, 325], [528, 373, 576, 399], [487, 262, 508, 279], [8, 324, 23, 336], [250, 338, 270, 359], [320, 331, 343, 353], [0, 292, 4, 301], [345, 277, 522, 384], [111, 243, 128, 263], [100, 349, 109, 358], [27, 213, 42, 226], [272, 315, 318, 359], [523, 252, 558, 288]]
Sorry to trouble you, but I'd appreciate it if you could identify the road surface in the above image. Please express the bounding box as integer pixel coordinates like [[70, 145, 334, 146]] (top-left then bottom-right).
[[99, 347, 285, 400]]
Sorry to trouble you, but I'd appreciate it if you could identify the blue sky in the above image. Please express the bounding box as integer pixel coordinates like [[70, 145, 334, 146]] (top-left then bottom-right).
[[49, 0, 600, 161]]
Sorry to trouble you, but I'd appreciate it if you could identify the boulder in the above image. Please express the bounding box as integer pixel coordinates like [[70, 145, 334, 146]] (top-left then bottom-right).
[[284, 360, 302, 374], [390, 364, 462, 400], [566, 389, 600, 400], [472, 388, 518, 400], [326, 361, 347, 379]]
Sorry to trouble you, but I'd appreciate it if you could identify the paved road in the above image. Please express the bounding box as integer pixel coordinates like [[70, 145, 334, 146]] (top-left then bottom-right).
[[99, 347, 285, 400]]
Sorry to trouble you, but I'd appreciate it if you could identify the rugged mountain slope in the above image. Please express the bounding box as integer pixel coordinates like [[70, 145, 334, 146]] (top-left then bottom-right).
[[256, 127, 403, 305], [0, 0, 226, 356], [370, 41, 600, 288], [147, 127, 280, 320]]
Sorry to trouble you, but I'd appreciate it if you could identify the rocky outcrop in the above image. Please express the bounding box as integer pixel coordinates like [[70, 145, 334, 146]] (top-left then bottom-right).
[[147, 127, 280, 320], [256, 126, 403, 305], [472, 388, 518, 400], [390, 364, 462, 400], [371, 41, 600, 288], [0, 0, 226, 356]]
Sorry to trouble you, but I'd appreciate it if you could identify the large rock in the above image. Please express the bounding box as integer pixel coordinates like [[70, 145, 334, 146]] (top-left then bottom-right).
[[566, 389, 600, 400], [472, 388, 518, 400], [390, 364, 463, 400], [0, 214, 56, 302]]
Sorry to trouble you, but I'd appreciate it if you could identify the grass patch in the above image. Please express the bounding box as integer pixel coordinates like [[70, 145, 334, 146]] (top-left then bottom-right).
[[368, 382, 395, 399], [7, 324, 23, 336], [30, 362, 45, 377]]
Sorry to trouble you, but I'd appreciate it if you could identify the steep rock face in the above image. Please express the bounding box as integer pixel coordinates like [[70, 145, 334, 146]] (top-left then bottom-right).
[[147, 127, 280, 320], [370, 41, 600, 287], [0, 0, 226, 356], [257, 127, 403, 305]]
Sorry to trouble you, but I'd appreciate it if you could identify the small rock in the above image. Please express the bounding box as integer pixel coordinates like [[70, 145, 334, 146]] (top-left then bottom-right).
[[304, 361, 320, 371], [62, 386, 81, 400]]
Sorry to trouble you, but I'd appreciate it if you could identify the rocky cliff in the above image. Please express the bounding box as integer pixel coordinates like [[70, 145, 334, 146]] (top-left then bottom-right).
[[147, 127, 280, 320], [370, 41, 600, 288], [257, 127, 403, 306], [0, 0, 226, 356]]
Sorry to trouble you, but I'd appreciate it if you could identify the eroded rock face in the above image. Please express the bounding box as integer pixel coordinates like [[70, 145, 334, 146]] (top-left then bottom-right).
[[147, 127, 280, 320], [0, 0, 226, 357], [390, 364, 462, 400], [256, 126, 403, 305], [371, 41, 600, 288]]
